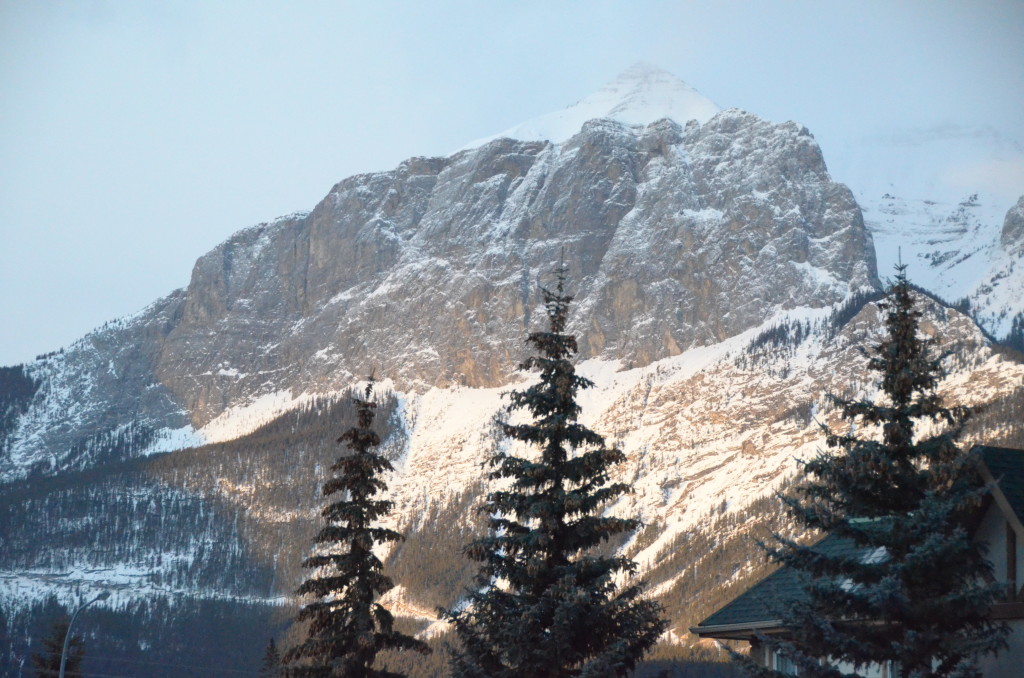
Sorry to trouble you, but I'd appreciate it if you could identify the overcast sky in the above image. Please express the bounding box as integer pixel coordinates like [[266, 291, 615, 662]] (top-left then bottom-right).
[[2, 0, 1022, 365]]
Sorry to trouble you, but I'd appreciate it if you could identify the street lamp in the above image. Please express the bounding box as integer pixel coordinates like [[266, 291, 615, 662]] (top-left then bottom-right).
[[60, 591, 110, 678]]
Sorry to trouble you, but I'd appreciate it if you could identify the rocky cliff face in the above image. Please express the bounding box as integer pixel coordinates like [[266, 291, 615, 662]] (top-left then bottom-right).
[[3, 108, 876, 475], [1002, 195, 1024, 250], [1, 67, 1021, 676], [161, 111, 874, 427]]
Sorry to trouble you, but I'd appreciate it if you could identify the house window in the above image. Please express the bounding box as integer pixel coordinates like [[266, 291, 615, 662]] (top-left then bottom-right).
[[774, 651, 798, 676]]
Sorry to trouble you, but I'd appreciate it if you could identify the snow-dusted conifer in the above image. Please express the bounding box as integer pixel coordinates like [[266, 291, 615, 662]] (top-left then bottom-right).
[[31, 617, 83, 678], [284, 380, 428, 678], [746, 266, 1007, 678], [443, 263, 666, 678]]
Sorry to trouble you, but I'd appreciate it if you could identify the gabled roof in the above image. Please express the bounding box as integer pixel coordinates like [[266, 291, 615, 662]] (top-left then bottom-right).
[[690, 534, 862, 638], [691, 445, 1024, 639], [976, 445, 1024, 530]]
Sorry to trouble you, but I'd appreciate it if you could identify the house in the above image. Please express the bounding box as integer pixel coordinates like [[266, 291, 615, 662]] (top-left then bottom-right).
[[690, 445, 1024, 678]]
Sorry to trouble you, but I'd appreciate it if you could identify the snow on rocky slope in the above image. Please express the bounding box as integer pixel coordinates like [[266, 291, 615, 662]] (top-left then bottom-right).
[[386, 293, 1022, 561], [1, 66, 1022, 668], [2, 67, 878, 481], [825, 125, 1024, 336], [4, 292, 1021, 648]]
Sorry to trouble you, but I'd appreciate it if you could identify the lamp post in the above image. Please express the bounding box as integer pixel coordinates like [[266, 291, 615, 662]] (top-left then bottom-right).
[[59, 591, 110, 678]]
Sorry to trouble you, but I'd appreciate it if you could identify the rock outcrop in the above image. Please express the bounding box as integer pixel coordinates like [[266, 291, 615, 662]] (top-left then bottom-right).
[[1, 109, 878, 476], [1001, 195, 1024, 250], [157, 111, 876, 426]]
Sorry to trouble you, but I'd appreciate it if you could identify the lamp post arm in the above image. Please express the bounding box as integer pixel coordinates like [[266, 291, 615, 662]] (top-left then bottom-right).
[[59, 592, 108, 678]]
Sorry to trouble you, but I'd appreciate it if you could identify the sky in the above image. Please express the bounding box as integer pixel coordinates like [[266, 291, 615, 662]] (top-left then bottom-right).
[[1, 0, 1022, 365]]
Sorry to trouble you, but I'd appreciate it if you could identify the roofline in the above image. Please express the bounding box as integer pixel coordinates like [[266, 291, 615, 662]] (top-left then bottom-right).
[[691, 604, 1024, 641], [692, 447, 1024, 643], [690, 619, 783, 638], [977, 458, 1024, 539]]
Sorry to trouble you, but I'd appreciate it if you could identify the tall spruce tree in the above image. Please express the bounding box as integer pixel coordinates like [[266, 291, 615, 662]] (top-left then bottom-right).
[[30, 618, 83, 678], [284, 380, 428, 678], [745, 266, 1007, 678], [260, 638, 282, 678], [443, 264, 666, 678]]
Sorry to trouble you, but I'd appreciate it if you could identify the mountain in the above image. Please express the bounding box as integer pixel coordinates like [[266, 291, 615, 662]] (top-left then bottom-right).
[[470, 65, 1024, 340], [824, 124, 1024, 336], [1, 74, 878, 479], [1, 66, 1022, 677]]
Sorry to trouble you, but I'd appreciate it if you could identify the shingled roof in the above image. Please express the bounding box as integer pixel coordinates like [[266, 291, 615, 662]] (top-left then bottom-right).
[[691, 445, 1024, 639], [977, 445, 1024, 530], [690, 534, 862, 638]]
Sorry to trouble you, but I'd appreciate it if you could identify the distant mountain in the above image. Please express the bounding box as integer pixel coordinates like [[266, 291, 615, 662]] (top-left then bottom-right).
[[825, 123, 1024, 336], [467, 65, 1024, 340], [1, 69, 878, 479], [1, 66, 1022, 677]]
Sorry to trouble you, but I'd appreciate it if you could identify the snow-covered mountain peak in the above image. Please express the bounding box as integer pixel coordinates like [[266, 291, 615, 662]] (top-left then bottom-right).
[[461, 62, 720, 150], [585, 62, 720, 122]]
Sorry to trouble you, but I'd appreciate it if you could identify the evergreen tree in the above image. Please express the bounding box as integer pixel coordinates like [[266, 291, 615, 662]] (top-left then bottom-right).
[[745, 266, 1008, 678], [283, 380, 428, 678], [260, 637, 282, 678], [1003, 312, 1024, 354], [30, 617, 83, 678], [443, 264, 666, 678]]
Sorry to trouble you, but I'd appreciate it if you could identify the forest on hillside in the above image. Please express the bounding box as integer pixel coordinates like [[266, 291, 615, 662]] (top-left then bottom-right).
[[2, 291, 1023, 677]]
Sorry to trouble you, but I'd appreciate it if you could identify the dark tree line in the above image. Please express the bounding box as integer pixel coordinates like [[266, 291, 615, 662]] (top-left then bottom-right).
[[30, 617, 84, 678], [0, 363, 39, 452], [1003, 312, 1024, 354], [1, 594, 283, 678]]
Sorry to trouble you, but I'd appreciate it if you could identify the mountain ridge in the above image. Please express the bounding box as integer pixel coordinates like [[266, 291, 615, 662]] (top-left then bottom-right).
[[1, 65, 1022, 677], [2, 104, 878, 479]]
